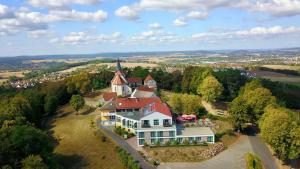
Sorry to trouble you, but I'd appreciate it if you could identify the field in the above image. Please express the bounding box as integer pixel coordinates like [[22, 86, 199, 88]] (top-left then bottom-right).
[[251, 70, 300, 83], [49, 104, 124, 169], [262, 64, 300, 71], [59, 62, 158, 74], [0, 70, 28, 79]]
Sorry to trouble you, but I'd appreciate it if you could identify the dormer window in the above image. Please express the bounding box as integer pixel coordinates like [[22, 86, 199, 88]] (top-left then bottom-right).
[[154, 119, 159, 125]]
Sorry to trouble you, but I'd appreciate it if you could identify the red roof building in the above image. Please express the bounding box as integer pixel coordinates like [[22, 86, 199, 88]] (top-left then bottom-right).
[[111, 74, 127, 85], [136, 86, 155, 92], [144, 74, 154, 83], [126, 77, 142, 84], [102, 92, 117, 101]]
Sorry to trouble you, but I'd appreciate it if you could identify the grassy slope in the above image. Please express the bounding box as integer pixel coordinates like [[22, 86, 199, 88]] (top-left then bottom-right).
[[49, 105, 124, 169]]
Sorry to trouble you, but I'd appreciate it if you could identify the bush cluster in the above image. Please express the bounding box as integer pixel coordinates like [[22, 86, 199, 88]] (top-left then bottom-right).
[[115, 147, 140, 169], [114, 126, 135, 139]]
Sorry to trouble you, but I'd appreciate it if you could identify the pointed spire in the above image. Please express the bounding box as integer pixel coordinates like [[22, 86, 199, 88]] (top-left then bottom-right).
[[116, 58, 122, 72]]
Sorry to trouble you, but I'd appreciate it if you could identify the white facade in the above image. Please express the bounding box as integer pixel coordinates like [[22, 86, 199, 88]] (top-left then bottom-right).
[[111, 84, 132, 96], [140, 111, 172, 127], [145, 80, 157, 88]]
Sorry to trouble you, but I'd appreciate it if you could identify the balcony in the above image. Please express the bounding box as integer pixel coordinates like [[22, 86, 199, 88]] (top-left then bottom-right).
[[141, 124, 151, 128], [163, 123, 172, 127]]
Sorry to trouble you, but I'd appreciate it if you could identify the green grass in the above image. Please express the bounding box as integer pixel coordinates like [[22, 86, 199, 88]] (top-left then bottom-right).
[[50, 104, 125, 169], [246, 153, 264, 169]]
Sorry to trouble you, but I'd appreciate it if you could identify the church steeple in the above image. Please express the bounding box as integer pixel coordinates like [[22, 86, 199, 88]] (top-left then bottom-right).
[[116, 58, 122, 72]]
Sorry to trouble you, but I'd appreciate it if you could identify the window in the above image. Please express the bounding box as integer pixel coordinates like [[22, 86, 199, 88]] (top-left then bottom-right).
[[151, 139, 156, 145], [169, 131, 175, 137], [170, 138, 175, 142], [196, 137, 201, 142], [138, 139, 145, 145], [177, 137, 183, 143], [159, 138, 163, 143], [157, 131, 163, 137], [208, 136, 213, 142], [138, 132, 144, 138], [189, 137, 194, 143], [150, 131, 156, 137], [154, 119, 159, 125]]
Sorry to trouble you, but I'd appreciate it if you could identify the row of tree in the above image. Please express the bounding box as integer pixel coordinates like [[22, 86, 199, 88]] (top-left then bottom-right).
[[0, 69, 113, 168], [228, 79, 299, 161]]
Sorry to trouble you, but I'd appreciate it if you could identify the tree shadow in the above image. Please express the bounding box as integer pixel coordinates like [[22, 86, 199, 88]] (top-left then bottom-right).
[[81, 107, 96, 115], [54, 154, 88, 169]]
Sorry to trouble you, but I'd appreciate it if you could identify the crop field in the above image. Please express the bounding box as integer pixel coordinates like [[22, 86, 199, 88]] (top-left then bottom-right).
[[262, 64, 300, 71], [251, 70, 300, 83], [0, 70, 28, 78]]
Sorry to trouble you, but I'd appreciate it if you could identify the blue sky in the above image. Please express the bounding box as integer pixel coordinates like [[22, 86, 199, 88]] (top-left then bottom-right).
[[0, 0, 300, 56]]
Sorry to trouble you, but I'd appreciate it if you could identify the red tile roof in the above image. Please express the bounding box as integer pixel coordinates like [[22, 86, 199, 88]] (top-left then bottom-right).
[[111, 74, 126, 85], [103, 92, 117, 101], [116, 97, 172, 117], [151, 102, 172, 117], [126, 77, 142, 83], [144, 74, 154, 83], [137, 86, 155, 92], [116, 97, 161, 109]]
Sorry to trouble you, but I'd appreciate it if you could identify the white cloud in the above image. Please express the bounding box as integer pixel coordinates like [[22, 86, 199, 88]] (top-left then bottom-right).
[[27, 29, 49, 38], [187, 11, 208, 20], [0, 5, 108, 36], [115, 6, 140, 20], [28, 0, 102, 9], [251, 0, 300, 17], [48, 10, 107, 22], [51, 31, 122, 44], [192, 26, 300, 41], [149, 22, 162, 29], [0, 4, 15, 19], [173, 17, 187, 27], [115, 0, 300, 20]]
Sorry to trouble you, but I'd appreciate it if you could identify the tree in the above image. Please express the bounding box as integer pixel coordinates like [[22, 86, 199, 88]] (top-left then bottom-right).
[[44, 95, 58, 115], [181, 94, 202, 115], [170, 94, 183, 114], [70, 95, 85, 113], [214, 69, 247, 101], [197, 76, 223, 103], [228, 96, 252, 131], [22, 155, 48, 169], [243, 87, 276, 120], [259, 106, 300, 161]]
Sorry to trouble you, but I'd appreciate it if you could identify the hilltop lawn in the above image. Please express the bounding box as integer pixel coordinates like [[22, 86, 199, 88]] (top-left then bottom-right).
[[48, 104, 124, 169]]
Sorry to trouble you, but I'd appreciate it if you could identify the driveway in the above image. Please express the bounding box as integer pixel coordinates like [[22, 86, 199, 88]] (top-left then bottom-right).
[[248, 135, 279, 169], [98, 124, 155, 169], [158, 136, 253, 169]]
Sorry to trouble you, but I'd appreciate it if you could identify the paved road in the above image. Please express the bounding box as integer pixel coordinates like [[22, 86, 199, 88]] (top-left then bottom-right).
[[248, 135, 279, 169], [159, 135, 280, 169], [159, 136, 253, 169], [99, 125, 155, 169]]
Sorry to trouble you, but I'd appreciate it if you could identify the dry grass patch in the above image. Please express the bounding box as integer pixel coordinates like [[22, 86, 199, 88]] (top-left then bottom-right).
[[146, 146, 210, 162], [50, 105, 124, 169]]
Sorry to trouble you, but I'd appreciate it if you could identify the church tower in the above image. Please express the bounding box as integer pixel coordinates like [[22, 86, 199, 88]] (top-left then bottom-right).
[[111, 59, 131, 96]]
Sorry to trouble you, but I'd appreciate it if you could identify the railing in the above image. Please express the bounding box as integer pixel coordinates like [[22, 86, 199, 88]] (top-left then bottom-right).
[[163, 123, 172, 127], [141, 124, 151, 128]]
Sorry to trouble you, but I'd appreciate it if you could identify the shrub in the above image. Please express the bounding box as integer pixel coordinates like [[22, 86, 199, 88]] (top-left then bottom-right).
[[183, 139, 190, 145], [246, 153, 264, 169], [192, 140, 198, 145], [164, 141, 171, 146], [171, 140, 179, 146], [115, 147, 141, 169], [155, 141, 161, 147], [101, 136, 106, 142]]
